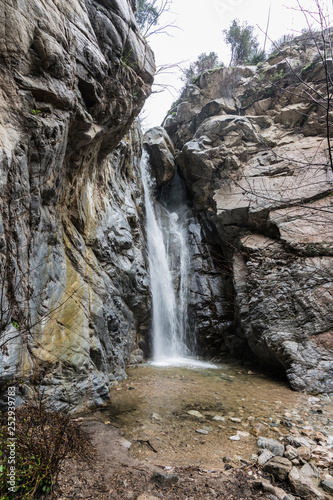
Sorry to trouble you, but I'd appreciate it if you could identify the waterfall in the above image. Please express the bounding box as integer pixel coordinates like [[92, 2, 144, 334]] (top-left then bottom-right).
[[140, 152, 194, 364]]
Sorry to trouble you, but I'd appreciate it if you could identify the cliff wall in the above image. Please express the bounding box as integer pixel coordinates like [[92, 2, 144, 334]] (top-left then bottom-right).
[[160, 34, 333, 393], [0, 0, 154, 410]]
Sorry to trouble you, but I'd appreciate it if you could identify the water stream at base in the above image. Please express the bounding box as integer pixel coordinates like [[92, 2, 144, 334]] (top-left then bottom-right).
[[140, 152, 196, 364]]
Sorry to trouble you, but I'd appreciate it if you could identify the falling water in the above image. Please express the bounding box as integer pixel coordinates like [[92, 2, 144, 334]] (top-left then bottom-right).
[[140, 152, 193, 364]]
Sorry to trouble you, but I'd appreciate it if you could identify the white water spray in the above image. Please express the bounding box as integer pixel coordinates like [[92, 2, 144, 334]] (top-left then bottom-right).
[[140, 152, 193, 364]]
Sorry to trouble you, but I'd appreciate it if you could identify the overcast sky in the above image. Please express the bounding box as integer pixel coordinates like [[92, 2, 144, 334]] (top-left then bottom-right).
[[142, 0, 333, 128]]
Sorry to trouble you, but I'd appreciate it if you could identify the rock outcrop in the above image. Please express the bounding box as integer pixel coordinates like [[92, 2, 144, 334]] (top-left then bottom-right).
[[0, 0, 154, 410], [160, 33, 333, 393]]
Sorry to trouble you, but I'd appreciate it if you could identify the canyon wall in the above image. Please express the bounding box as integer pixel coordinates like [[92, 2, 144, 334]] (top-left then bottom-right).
[[0, 0, 154, 410], [155, 33, 333, 394]]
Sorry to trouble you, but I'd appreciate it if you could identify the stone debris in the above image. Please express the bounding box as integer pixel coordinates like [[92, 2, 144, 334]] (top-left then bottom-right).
[[212, 415, 225, 421], [257, 449, 274, 466], [263, 456, 293, 481], [288, 466, 326, 500], [257, 437, 285, 457], [188, 410, 204, 418], [150, 472, 179, 488], [195, 429, 208, 435]]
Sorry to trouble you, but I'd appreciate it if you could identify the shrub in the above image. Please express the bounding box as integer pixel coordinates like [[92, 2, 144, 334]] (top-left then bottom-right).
[[0, 397, 95, 499]]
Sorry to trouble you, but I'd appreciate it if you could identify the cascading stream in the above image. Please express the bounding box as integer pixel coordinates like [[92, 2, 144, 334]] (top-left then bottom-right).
[[140, 152, 193, 364]]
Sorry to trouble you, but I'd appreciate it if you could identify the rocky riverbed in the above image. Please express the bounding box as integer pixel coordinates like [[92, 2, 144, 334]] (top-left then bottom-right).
[[79, 361, 333, 499]]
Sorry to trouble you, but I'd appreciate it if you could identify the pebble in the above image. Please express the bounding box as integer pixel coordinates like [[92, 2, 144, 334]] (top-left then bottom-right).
[[237, 431, 250, 438], [195, 429, 208, 435], [229, 417, 242, 423], [212, 415, 225, 421], [152, 413, 161, 421], [150, 473, 179, 487], [188, 410, 204, 418], [228, 435, 241, 441]]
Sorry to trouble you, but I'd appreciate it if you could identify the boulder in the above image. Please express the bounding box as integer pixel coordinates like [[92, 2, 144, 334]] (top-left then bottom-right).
[[288, 467, 326, 499], [143, 127, 175, 187], [263, 456, 293, 481]]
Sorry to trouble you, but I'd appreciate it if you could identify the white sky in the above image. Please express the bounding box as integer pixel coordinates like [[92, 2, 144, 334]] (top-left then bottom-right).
[[142, 0, 333, 128]]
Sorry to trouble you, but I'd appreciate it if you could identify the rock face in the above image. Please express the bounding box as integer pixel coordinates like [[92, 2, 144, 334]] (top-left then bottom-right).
[[143, 127, 175, 187], [161, 32, 333, 393], [0, 0, 155, 410]]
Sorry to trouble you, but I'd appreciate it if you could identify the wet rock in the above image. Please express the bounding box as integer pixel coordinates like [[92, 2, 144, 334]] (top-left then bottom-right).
[[288, 467, 326, 499], [263, 456, 293, 481], [257, 437, 285, 457], [150, 472, 179, 488], [311, 445, 333, 467]]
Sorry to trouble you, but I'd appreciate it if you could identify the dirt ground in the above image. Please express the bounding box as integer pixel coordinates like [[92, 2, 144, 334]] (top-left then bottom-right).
[[54, 420, 292, 500]]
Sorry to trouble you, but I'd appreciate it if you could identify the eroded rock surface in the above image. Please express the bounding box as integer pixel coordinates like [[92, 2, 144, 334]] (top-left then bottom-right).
[[162, 32, 333, 393], [0, 0, 154, 409]]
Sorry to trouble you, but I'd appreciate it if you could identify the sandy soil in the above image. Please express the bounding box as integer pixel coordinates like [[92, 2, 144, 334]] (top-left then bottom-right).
[[54, 419, 280, 500]]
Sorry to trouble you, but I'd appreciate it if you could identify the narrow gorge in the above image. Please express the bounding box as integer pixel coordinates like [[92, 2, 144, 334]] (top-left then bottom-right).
[[0, 0, 332, 411]]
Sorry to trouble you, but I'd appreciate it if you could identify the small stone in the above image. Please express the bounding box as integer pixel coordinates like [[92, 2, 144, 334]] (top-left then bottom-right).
[[152, 413, 161, 421], [237, 431, 250, 438], [311, 445, 333, 467], [284, 445, 298, 460], [257, 449, 274, 466], [321, 479, 333, 494], [212, 415, 225, 421], [150, 472, 179, 488], [297, 445, 311, 461], [228, 435, 240, 441], [313, 431, 327, 443], [188, 410, 204, 418], [229, 417, 242, 423], [195, 429, 208, 435], [251, 423, 266, 436], [263, 456, 293, 481], [257, 437, 285, 457]]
